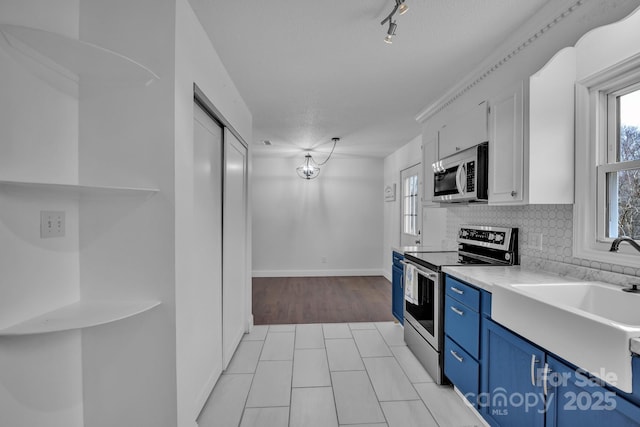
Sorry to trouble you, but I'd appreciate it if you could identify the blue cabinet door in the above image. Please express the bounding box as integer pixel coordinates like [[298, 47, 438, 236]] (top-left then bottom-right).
[[391, 252, 404, 324], [481, 319, 545, 427], [546, 356, 640, 427]]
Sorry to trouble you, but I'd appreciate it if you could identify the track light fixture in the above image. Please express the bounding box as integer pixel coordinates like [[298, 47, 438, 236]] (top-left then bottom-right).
[[381, 0, 408, 44], [296, 137, 340, 180]]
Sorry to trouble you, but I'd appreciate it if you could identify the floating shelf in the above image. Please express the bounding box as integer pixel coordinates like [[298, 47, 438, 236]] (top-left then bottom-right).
[[0, 300, 161, 336], [0, 23, 159, 87], [0, 180, 159, 196]]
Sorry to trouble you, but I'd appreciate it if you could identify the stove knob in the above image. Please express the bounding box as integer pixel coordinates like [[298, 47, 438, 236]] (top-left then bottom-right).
[[488, 233, 495, 241], [504, 253, 511, 261]]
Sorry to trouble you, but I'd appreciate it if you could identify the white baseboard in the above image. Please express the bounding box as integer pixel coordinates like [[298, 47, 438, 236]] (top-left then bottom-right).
[[382, 269, 392, 282], [252, 268, 385, 278]]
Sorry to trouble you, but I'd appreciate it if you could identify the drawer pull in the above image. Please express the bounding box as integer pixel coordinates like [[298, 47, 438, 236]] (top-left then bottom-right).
[[450, 306, 464, 316], [450, 350, 464, 363], [530, 354, 539, 386], [450, 287, 464, 295]]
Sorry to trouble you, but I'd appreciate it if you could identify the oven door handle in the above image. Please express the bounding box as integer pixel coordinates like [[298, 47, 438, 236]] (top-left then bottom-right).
[[415, 270, 438, 281]]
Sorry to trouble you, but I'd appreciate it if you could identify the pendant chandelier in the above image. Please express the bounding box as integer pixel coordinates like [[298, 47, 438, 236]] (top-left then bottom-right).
[[296, 137, 339, 180]]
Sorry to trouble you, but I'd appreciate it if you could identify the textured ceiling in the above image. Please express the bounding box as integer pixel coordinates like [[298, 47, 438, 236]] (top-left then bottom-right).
[[188, 0, 552, 158]]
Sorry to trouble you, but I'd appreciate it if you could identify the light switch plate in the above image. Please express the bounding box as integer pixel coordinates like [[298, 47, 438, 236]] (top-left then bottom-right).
[[41, 211, 65, 238]]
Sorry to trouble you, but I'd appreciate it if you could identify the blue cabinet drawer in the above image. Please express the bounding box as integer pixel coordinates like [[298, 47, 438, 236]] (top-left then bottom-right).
[[445, 295, 480, 359], [445, 276, 480, 311], [392, 251, 404, 268], [445, 336, 479, 406]]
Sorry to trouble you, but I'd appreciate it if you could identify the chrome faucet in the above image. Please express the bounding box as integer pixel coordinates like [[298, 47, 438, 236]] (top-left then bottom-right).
[[609, 237, 640, 253], [609, 237, 640, 293]]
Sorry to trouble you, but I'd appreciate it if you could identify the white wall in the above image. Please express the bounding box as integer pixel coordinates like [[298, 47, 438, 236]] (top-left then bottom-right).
[[0, 2, 83, 427], [175, 0, 252, 425], [78, 0, 178, 426], [0, 1, 252, 426], [252, 156, 383, 276]]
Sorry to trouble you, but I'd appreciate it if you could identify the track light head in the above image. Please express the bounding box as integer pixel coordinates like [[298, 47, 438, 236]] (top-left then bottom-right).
[[398, 1, 408, 15], [384, 21, 397, 43]]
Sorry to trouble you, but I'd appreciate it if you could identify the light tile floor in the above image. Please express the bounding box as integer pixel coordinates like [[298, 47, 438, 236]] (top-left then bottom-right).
[[198, 322, 484, 427]]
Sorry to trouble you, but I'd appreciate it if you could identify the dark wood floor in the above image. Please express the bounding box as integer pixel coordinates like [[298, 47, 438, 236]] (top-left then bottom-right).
[[252, 276, 396, 325]]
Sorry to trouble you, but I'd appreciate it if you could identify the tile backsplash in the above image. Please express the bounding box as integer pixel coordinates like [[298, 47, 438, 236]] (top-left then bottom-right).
[[444, 204, 640, 279]]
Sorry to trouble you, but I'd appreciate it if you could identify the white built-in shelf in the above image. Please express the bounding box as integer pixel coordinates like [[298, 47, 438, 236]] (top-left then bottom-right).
[[0, 180, 159, 196], [0, 23, 159, 87], [0, 300, 161, 336]]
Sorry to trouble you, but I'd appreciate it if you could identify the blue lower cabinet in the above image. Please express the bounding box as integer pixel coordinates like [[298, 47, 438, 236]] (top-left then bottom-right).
[[391, 251, 404, 324], [546, 356, 640, 427], [444, 273, 640, 427], [481, 319, 546, 427]]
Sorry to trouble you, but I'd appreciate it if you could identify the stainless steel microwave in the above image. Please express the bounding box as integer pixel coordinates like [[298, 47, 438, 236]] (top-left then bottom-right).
[[432, 142, 488, 203]]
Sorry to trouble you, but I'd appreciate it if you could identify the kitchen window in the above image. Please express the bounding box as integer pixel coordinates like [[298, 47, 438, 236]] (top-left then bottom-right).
[[403, 173, 419, 236], [600, 86, 640, 241], [574, 59, 640, 266]]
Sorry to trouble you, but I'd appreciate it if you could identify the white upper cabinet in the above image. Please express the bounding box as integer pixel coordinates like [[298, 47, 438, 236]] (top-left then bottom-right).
[[488, 82, 525, 204], [439, 101, 488, 160], [488, 48, 576, 205], [422, 130, 439, 206]]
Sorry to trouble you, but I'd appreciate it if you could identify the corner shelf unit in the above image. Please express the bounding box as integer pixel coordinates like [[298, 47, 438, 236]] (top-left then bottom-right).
[[0, 179, 161, 337], [0, 23, 159, 87], [0, 300, 161, 336]]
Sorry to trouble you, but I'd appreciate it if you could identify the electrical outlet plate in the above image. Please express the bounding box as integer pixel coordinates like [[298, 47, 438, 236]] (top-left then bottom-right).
[[40, 210, 65, 238]]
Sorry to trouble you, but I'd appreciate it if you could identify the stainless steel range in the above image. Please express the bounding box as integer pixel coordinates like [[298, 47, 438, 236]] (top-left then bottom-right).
[[402, 225, 518, 384]]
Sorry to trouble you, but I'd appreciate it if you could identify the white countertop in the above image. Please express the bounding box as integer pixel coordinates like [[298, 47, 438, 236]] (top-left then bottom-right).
[[441, 265, 584, 291], [392, 242, 456, 254]]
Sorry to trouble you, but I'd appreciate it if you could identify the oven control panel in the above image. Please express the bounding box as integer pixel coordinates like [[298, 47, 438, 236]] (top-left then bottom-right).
[[457, 225, 514, 251]]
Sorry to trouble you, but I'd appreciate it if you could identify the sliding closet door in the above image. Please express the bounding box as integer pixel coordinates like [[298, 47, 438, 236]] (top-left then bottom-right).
[[223, 128, 248, 367], [192, 102, 223, 410]]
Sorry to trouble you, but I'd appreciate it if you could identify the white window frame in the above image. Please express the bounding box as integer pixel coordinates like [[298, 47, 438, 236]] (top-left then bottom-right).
[[402, 172, 419, 236], [574, 55, 640, 266]]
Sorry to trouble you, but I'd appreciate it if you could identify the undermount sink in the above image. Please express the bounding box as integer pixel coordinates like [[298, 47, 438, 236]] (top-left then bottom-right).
[[512, 282, 640, 325], [491, 279, 640, 393]]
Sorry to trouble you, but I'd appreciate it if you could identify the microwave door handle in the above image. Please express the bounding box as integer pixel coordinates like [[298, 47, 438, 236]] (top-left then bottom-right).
[[455, 163, 466, 194]]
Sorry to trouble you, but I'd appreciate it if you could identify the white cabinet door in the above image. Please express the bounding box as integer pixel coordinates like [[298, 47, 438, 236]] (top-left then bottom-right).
[[439, 101, 488, 159], [488, 49, 575, 206], [488, 82, 524, 204], [422, 131, 439, 206]]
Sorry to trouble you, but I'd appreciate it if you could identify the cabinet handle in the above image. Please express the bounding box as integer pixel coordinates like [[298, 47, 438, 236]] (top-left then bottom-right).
[[543, 363, 551, 396], [511, 190, 517, 197], [450, 287, 464, 295], [450, 306, 464, 316], [530, 354, 539, 386], [450, 350, 464, 363], [455, 146, 461, 151]]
